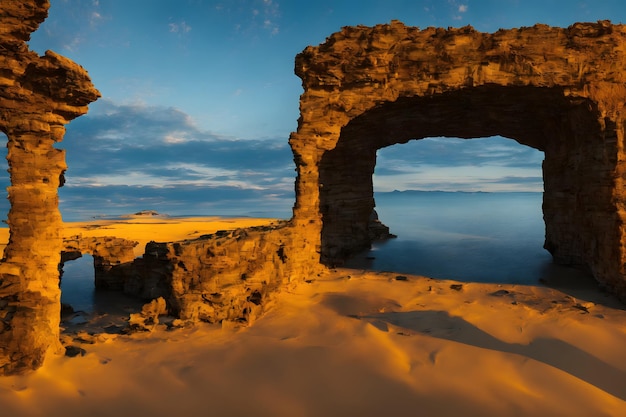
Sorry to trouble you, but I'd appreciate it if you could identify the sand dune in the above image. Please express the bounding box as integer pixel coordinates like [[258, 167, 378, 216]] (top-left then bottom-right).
[[1, 218, 625, 416]]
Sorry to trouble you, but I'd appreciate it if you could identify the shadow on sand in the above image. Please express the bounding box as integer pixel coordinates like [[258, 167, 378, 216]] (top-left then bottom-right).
[[322, 292, 626, 401]]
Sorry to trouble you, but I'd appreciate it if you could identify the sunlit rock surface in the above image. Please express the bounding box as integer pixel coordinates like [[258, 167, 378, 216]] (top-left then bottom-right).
[[61, 236, 138, 290], [0, 0, 99, 375], [130, 221, 320, 325], [133, 20, 626, 327], [288, 20, 626, 299], [2, 4, 626, 376]]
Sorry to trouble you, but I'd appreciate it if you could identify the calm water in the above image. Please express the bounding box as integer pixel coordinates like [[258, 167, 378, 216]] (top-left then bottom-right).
[[58, 191, 592, 317], [60, 254, 96, 313], [60, 254, 144, 322], [346, 191, 587, 284]]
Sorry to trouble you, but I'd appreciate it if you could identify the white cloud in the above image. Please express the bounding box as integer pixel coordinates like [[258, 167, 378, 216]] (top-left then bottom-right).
[[374, 164, 543, 192], [90, 11, 102, 24], [163, 132, 190, 144], [448, 0, 468, 20], [61, 35, 82, 52], [373, 137, 544, 192], [259, 0, 280, 35], [169, 21, 192, 34], [69, 164, 269, 190]]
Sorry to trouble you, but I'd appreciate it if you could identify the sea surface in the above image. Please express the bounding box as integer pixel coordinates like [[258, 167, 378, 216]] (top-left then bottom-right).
[[60, 191, 593, 315], [345, 191, 590, 285]]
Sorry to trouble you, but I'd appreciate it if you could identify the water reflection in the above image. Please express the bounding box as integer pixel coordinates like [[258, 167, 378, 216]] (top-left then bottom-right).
[[345, 192, 592, 285], [60, 254, 95, 313], [60, 254, 144, 332]]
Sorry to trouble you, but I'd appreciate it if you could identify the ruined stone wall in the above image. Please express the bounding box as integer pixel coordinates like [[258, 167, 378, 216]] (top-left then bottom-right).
[[129, 221, 321, 324], [62, 236, 138, 290], [289, 20, 626, 298], [2, 3, 626, 375], [0, 0, 99, 375]]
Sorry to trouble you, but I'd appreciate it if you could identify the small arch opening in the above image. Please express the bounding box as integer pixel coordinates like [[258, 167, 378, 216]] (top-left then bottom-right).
[[59, 252, 144, 333], [60, 253, 95, 314]]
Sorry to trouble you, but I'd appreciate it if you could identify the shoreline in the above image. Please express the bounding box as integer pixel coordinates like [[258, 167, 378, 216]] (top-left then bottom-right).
[[0, 215, 283, 257], [1, 267, 625, 416], [0, 217, 625, 415]]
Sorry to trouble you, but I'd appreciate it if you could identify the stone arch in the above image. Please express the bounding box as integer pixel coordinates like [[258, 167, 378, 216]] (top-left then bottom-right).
[[62, 236, 138, 290], [289, 21, 626, 298], [319, 85, 598, 260]]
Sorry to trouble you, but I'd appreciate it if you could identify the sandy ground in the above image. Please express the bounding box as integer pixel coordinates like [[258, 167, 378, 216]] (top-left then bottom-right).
[[1, 217, 626, 416], [0, 214, 280, 257], [63, 214, 282, 257]]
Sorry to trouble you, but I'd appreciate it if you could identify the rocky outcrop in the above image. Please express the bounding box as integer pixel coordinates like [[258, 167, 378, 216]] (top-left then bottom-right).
[[289, 20, 626, 299], [0, 0, 99, 375], [3, 7, 626, 375], [61, 236, 138, 289], [127, 221, 318, 325]]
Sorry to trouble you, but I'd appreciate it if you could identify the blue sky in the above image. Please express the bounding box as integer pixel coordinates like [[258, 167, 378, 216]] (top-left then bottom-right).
[[5, 0, 625, 220]]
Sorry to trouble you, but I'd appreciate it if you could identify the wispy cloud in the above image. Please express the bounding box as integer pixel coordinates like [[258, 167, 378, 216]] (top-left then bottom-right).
[[374, 137, 544, 192], [261, 0, 280, 35], [449, 0, 469, 20], [168, 20, 192, 34], [31, 0, 104, 52], [233, 0, 281, 36], [0, 102, 545, 221], [53, 99, 295, 218]]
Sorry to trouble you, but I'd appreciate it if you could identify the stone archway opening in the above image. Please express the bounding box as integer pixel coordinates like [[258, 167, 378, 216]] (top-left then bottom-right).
[[58, 247, 145, 333], [318, 84, 604, 279], [59, 253, 96, 315], [344, 135, 557, 284]]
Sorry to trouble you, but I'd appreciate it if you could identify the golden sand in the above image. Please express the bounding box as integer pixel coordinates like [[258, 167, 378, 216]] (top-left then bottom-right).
[[0, 217, 625, 416], [0, 216, 279, 257]]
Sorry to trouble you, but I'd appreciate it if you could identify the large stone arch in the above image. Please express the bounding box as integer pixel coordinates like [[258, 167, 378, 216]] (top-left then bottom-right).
[[289, 21, 626, 297], [2, 7, 626, 376], [0, 1, 99, 375]]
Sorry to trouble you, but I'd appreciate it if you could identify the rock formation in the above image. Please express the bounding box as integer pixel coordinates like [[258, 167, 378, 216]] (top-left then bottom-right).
[[2, 3, 626, 375], [0, 0, 99, 375], [289, 20, 626, 298], [148, 20, 626, 330], [127, 221, 316, 325], [61, 236, 138, 290]]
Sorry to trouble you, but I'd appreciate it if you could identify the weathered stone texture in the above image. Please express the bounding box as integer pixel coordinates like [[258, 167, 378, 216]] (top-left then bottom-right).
[[3, 7, 626, 376], [61, 236, 138, 290], [128, 221, 320, 325], [289, 20, 626, 299], [0, 0, 99, 375]]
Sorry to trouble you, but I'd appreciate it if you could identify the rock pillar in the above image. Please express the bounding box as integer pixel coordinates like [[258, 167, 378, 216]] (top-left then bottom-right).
[[0, 0, 100, 375]]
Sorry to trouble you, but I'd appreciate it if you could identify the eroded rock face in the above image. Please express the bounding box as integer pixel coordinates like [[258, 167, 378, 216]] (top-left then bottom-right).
[[2, 9, 626, 375], [62, 236, 138, 290], [129, 221, 320, 324], [289, 21, 626, 298], [0, 0, 99, 375], [96, 21, 626, 330]]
